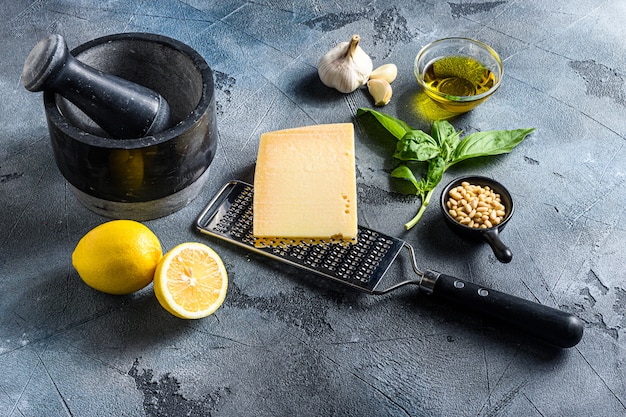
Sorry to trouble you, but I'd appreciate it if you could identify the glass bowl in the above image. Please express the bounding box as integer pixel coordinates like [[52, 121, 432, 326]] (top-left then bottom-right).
[[414, 37, 503, 113]]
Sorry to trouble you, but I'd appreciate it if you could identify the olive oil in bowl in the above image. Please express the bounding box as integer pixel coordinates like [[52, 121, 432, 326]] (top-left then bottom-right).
[[414, 38, 503, 113], [423, 56, 495, 97]]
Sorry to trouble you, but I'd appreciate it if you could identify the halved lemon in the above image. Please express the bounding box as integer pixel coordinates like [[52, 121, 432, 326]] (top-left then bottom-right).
[[153, 242, 228, 319]]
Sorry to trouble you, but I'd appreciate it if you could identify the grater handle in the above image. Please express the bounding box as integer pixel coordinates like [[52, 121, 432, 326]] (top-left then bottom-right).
[[421, 271, 584, 348]]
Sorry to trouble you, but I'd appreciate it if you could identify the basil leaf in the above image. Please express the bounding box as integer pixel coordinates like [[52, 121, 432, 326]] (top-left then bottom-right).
[[390, 165, 420, 191], [432, 120, 462, 162], [424, 156, 446, 191], [393, 130, 440, 161], [357, 108, 413, 140], [451, 128, 535, 166], [431, 120, 457, 147]]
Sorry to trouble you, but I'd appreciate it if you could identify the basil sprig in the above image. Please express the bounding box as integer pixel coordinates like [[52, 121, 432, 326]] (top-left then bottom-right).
[[356, 108, 534, 230]]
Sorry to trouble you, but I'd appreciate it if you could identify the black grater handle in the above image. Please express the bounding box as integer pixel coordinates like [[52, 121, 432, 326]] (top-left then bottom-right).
[[421, 271, 584, 348]]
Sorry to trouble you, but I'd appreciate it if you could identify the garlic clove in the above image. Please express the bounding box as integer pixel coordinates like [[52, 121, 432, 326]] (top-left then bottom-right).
[[369, 63, 398, 84], [367, 79, 393, 106], [318, 34, 373, 94]]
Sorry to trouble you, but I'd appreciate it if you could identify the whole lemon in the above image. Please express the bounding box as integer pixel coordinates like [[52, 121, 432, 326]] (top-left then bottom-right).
[[72, 220, 162, 295]]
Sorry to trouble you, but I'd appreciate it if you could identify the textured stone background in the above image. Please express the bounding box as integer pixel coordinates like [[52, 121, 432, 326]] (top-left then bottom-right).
[[1, 1, 625, 416]]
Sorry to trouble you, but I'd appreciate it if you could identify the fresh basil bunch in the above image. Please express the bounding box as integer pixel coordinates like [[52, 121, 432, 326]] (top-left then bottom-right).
[[356, 108, 534, 230]]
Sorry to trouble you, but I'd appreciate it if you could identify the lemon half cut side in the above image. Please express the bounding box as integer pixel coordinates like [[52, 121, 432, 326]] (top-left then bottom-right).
[[154, 242, 228, 319]]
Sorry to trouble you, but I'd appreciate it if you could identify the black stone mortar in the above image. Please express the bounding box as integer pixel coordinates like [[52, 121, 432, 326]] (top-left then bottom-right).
[[43, 32, 218, 220]]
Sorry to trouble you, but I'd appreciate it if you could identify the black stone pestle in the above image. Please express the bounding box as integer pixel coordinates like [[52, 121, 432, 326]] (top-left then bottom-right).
[[22, 34, 172, 139]]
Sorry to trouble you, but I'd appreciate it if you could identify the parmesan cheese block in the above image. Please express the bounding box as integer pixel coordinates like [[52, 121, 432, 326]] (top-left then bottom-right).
[[253, 123, 357, 246]]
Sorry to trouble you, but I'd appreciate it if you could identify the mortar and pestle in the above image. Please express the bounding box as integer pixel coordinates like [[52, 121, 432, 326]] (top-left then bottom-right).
[[22, 33, 218, 220]]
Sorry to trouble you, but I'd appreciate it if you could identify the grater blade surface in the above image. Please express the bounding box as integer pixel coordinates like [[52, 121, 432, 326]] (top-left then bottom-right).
[[195, 181, 406, 293]]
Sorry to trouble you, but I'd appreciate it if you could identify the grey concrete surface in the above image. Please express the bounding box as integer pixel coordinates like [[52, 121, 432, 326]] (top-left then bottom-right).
[[1, 1, 625, 416]]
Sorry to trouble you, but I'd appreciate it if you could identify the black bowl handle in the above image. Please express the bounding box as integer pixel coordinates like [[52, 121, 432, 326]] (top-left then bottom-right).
[[420, 270, 584, 348], [482, 228, 513, 263]]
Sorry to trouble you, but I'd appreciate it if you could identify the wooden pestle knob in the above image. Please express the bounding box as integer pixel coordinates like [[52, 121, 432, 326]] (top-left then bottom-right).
[[22, 34, 172, 139]]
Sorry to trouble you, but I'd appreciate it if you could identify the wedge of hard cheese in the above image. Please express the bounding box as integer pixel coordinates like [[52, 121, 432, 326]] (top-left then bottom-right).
[[253, 123, 357, 247]]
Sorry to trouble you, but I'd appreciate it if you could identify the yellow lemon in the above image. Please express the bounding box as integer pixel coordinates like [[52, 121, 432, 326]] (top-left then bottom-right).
[[153, 242, 228, 319], [72, 220, 162, 295]]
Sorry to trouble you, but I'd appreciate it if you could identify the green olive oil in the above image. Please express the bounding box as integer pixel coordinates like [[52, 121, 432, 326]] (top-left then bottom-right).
[[422, 56, 496, 97]]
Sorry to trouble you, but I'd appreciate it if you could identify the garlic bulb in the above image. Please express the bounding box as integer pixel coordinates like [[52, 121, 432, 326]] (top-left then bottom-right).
[[318, 35, 373, 94]]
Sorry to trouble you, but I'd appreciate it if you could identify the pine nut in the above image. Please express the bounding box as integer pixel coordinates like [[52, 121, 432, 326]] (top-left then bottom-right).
[[449, 189, 462, 200]]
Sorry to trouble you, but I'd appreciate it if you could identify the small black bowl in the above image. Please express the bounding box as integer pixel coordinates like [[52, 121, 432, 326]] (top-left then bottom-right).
[[440, 175, 514, 263]]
